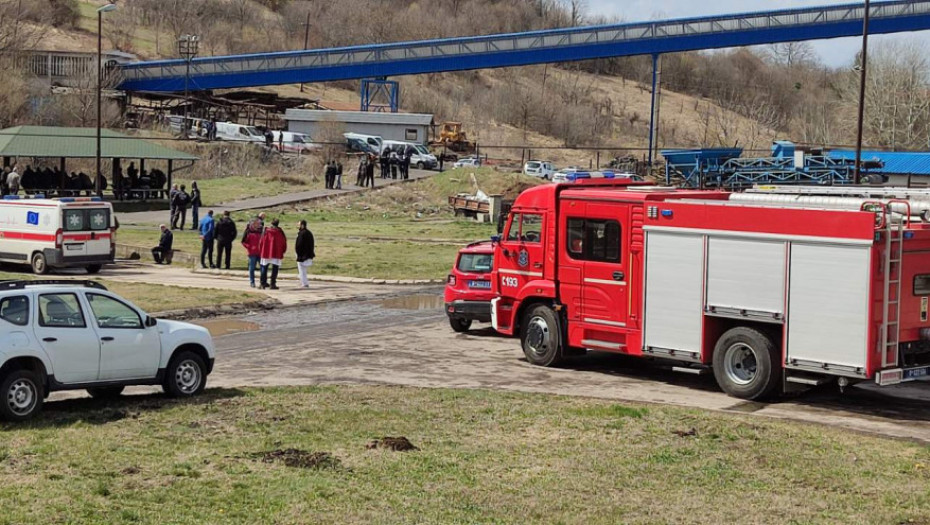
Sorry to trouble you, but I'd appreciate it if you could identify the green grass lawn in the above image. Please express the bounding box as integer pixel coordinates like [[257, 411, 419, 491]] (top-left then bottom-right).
[[171, 175, 317, 207], [0, 271, 261, 314], [117, 215, 494, 280], [0, 386, 927, 524]]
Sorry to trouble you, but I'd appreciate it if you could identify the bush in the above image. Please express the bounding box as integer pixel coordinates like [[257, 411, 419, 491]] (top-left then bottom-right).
[[48, 0, 79, 28]]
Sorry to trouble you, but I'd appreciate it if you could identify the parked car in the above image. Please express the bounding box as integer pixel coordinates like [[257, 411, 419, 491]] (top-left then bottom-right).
[[382, 140, 438, 170], [0, 280, 216, 421], [344, 133, 383, 155], [523, 160, 555, 179], [454, 157, 482, 168], [215, 122, 265, 144], [444, 241, 496, 332], [272, 131, 317, 153], [552, 166, 582, 184]]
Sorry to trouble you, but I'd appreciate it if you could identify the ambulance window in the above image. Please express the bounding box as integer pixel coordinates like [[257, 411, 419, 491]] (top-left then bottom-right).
[[915, 275, 930, 295], [0, 296, 29, 326], [63, 210, 85, 231], [88, 209, 109, 231]]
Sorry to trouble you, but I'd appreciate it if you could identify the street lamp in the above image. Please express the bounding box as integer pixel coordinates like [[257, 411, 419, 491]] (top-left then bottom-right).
[[177, 35, 200, 138], [96, 1, 117, 197]]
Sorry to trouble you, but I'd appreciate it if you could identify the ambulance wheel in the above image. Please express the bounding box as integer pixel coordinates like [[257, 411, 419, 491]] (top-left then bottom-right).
[[520, 304, 563, 367], [449, 317, 472, 333], [31, 253, 48, 275], [85, 265, 102, 274], [712, 327, 780, 400]]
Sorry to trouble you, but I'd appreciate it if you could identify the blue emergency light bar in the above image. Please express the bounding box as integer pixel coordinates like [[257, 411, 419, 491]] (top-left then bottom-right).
[[566, 171, 617, 182], [57, 197, 103, 203]]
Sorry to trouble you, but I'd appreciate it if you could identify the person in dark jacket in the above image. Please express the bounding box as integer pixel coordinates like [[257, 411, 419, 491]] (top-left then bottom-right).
[[380, 149, 390, 179], [171, 185, 191, 230], [402, 148, 412, 180], [214, 210, 237, 270], [190, 181, 202, 227], [151, 224, 174, 264], [365, 154, 376, 187], [199, 210, 216, 269], [295, 219, 315, 288], [335, 160, 343, 189], [324, 161, 334, 189]]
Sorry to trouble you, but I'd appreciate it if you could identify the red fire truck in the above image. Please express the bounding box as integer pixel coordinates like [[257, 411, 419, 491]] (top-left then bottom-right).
[[492, 174, 930, 400]]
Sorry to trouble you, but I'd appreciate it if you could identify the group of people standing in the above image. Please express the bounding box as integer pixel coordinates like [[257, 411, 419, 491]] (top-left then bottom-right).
[[324, 161, 344, 190], [356, 155, 377, 188], [379, 146, 413, 180], [152, 210, 316, 290], [168, 182, 202, 230]]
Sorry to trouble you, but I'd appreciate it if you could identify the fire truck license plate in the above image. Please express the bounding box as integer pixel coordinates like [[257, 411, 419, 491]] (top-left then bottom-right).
[[468, 280, 491, 289], [904, 367, 930, 381]]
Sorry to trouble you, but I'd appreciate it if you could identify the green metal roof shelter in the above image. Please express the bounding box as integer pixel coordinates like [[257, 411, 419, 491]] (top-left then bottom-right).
[[0, 126, 198, 199]]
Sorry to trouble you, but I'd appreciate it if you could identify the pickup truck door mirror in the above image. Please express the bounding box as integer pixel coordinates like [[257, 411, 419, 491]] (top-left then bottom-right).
[[145, 316, 157, 327]]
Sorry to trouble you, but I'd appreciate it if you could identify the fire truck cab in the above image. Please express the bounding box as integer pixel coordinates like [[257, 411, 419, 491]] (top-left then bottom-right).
[[493, 174, 930, 399]]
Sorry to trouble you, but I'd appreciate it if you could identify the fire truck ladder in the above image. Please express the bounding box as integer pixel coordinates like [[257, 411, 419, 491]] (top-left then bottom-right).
[[880, 201, 909, 368]]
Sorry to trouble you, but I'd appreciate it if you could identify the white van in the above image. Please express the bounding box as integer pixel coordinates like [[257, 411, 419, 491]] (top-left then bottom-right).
[[214, 122, 265, 144], [272, 131, 317, 153], [0, 197, 115, 274], [344, 133, 383, 155], [382, 140, 438, 170]]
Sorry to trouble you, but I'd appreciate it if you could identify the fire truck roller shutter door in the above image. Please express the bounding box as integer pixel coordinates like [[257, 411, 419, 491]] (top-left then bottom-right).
[[643, 230, 704, 361]]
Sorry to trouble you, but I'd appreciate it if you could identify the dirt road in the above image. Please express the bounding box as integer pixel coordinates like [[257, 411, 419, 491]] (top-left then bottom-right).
[[200, 288, 930, 444]]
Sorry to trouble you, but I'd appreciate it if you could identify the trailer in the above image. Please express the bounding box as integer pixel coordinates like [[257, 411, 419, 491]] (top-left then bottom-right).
[[491, 174, 930, 399]]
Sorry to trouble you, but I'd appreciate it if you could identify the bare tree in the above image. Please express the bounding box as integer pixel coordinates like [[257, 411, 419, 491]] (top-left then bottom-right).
[[765, 42, 817, 69]]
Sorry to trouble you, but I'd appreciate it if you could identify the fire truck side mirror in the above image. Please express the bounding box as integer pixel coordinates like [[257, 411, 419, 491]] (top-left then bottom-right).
[[491, 235, 501, 243]]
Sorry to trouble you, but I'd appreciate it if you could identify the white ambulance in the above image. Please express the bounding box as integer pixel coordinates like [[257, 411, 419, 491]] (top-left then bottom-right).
[[0, 196, 115, 274]]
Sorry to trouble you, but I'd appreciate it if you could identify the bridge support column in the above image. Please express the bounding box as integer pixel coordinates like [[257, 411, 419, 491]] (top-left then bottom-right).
[[360, 78, 399, 113], [647, 53, 662, 169]]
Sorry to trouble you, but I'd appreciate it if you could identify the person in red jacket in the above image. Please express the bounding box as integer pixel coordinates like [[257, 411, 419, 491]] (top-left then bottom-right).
[[241, 217, 263, 288], [258, 218, 287, 289]]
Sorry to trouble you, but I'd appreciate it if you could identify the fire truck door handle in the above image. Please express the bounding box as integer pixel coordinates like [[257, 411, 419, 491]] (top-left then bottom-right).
[[613, 271, 625, 281], [533, 262, 543, 269]]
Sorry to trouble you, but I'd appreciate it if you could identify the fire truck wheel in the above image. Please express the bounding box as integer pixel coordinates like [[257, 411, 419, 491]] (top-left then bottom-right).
[[521, 304, 563, 367], [712, 327, 780, 400], [449, 317, 472, 332], [31, 253, 48, 275]]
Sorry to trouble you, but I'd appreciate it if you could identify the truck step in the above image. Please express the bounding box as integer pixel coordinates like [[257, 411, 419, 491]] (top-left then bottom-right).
[[786, 374, 832, 386], [672, 366, 711, 376]]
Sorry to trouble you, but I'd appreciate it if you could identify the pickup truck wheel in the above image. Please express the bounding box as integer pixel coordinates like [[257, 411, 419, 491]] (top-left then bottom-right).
[[85, 265, 102, 274], [87, 386, 124, 399], [416, 162, 425, 170], [449, 317, 472, 333], [1, 370, 44, 421], [164, 351, 206, 397], [520, 304, 563, 367], [712, 327, 781, 400], [31, 252, 48, 275]]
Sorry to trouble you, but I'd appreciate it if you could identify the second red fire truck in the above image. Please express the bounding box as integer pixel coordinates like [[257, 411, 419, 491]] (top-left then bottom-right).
[[491, 174, 930, 400]]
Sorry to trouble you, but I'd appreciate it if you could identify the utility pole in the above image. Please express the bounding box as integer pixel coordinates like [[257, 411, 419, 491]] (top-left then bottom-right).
[[300, 10, 311, 93], [854, 0, 871, 185], [95, 2, 117, 197], [178, 35, 200, 139]]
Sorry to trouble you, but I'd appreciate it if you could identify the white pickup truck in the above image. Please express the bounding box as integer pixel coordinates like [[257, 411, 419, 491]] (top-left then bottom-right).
[[0, 280, 216, 421]]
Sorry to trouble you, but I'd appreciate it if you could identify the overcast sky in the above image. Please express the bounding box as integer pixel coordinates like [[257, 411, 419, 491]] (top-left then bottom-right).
[[585, 0, 930, 67]]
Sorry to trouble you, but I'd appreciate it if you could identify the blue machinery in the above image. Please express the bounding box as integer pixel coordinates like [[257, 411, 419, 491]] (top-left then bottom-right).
[[117, 2, 930, 147], [661, 141, 885, 188]]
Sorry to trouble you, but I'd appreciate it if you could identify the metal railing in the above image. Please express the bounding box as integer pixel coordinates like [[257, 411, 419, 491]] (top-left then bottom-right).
[[120, 1, 930, 83]]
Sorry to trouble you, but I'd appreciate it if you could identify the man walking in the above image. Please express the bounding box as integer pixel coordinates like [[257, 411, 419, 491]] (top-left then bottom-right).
[[168, 183, 179, 225], [295, 220, 315, 288], [215, 210, 237, 270], [199, 210, 216, 269], [171, 184, 191, 230], [241, 217, 263, 287], [151, 224, 174, 264], [259, 219, 287, 290]]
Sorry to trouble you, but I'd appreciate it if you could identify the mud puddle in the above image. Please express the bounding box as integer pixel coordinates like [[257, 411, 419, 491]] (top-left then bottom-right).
[[195, 319, 261, 337], [380, 294, 444, 310]]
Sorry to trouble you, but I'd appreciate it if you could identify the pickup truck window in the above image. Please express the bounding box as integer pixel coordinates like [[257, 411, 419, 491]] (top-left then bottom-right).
[[0, 296, 28, 326]]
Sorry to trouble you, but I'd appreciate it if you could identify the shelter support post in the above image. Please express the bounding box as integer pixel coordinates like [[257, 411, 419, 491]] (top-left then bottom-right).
[[167, 159, 173, 200], [647, 53, 662, 168]]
